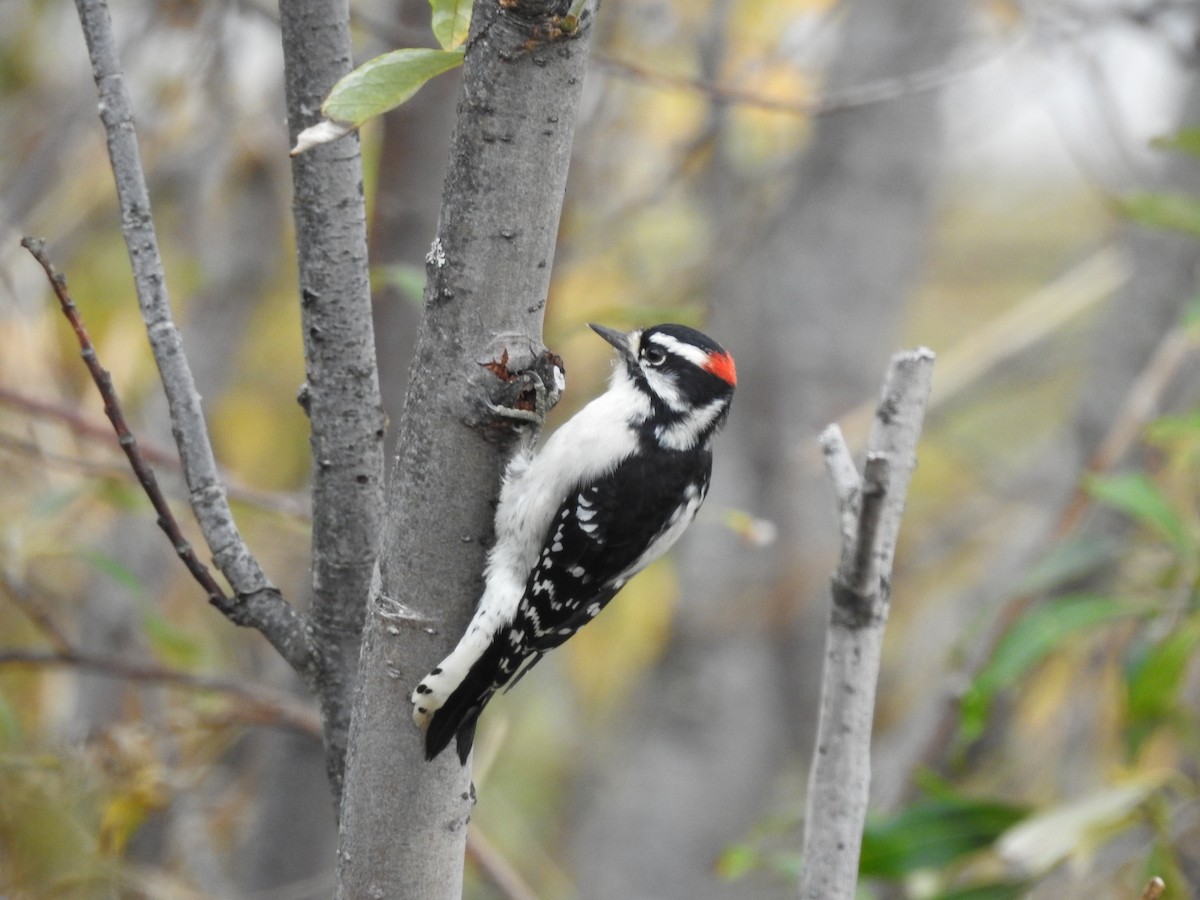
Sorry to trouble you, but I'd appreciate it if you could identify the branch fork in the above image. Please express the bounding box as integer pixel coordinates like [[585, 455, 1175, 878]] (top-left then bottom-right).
[[800, 347, 935, 900]]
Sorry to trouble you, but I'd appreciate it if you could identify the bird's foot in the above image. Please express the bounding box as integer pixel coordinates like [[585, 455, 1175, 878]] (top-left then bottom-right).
[[472, 346, 565, 435]]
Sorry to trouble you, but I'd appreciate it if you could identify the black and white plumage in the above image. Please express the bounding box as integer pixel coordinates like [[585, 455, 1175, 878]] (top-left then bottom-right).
[[412, 323, 737, 763]]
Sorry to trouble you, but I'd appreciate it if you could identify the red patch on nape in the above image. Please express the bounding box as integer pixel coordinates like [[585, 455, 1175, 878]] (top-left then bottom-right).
[[703, 350, 737, 386]]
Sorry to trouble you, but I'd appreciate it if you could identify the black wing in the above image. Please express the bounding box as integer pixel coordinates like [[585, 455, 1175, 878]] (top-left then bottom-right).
[[424, 446, 711, 763], [514, 445, 712, 655]]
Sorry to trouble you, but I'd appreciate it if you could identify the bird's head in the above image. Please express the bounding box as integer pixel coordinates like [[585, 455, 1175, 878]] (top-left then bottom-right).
[[590, 322, 736, 451]]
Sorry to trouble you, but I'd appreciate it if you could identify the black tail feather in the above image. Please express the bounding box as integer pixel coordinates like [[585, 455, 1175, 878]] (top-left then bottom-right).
[[454, 707, 483, 765], [424, 642, 507, 762]]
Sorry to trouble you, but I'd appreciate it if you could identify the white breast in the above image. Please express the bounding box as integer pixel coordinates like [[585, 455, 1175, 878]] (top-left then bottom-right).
[[478, 368, 649, 629]]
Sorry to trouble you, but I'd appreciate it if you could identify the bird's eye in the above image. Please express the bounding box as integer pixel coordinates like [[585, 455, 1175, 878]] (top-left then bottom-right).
[[642, 346, 667, 367]]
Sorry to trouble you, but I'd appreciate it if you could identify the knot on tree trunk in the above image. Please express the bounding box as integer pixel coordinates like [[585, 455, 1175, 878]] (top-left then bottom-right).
[[498, 0, 574, 24]]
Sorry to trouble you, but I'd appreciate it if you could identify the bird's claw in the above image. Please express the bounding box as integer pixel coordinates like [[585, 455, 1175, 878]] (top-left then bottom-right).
[[472, 347, 565, 436], [484, 379, 547, 427]]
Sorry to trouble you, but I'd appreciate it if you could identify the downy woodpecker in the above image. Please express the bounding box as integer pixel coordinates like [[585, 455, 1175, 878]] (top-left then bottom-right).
[[412, 323, 737, 762]]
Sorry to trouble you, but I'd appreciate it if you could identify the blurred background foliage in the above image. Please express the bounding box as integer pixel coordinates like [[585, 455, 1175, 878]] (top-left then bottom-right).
[[4, 0, 1200, 897]]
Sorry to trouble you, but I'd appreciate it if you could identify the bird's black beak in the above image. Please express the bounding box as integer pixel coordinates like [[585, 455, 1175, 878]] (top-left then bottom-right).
[[589, 323, 636, 362]]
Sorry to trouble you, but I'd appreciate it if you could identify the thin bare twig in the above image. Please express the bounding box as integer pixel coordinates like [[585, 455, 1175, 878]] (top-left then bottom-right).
[[1141, 876, 1166, 900], [0, 648, 321, 737], [592, 36, 1017, 118], [849, 452, 890, 600], [819, 424, 862, 559], [465, 828, 540, 900], [72, 0, 260, 590], [64, 0, 317, 684], [800, 348, 935, 900], [69, 0, 311, 653], [0, 570, 73, 652], [21, 237, 230, 610], [1059, 322, 1198, 535], [0, 384, 182, 469]]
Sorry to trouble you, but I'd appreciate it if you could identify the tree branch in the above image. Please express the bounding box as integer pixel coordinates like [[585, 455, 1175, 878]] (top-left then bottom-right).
[[0, 384, 185, 470], [591, 35, 1020, 118], [465, 828, 539, 900], [277, 0, 386, 803], [799, 348, 935, 900], [334, 0, 601, 895], [0, 570, 73, 653], [22, 236, 230, 610], [70, 0, 317, 683], [0, 648, 321, 738], [1141, 877, 1166, 900]]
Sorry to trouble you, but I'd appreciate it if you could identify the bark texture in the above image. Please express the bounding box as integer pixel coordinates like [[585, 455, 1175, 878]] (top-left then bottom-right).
[[278, 0, 387, 799], [334, 2, 598, 896], [800, 354, 934, 900]]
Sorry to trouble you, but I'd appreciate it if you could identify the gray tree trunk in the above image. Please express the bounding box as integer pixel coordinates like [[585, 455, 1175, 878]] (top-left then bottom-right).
[[278, 0, 387, 800], [571, 2, 969, 896], [334, 1, 599, 896]]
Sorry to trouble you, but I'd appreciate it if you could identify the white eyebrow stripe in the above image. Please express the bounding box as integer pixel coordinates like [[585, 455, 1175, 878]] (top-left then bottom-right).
[[645, 332, 710, 368]]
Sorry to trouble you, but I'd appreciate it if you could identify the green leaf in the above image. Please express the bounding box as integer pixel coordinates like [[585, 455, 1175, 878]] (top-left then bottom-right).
[[859, 792, 1029, 879], [959, 594, 1135, 743], [430, 0, 471, 50], [1085, 472, 1190, 551], [1118, 193, 1200, 241], [714, 843, 760, 881], [1146, 411, 1200, 443], [1150, 127, 1200, 158], [323, 47, 465, 128], [1126, 618, 1200, 751]]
